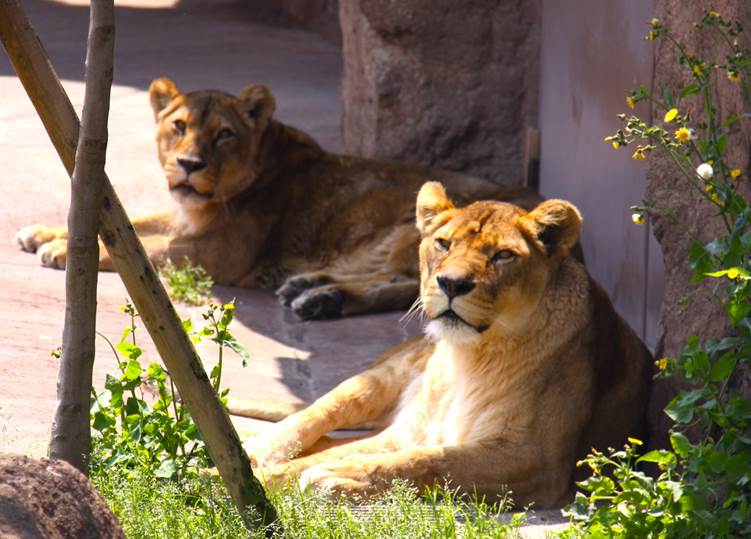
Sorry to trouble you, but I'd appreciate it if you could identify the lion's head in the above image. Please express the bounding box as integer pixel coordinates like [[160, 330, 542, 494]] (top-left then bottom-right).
[[415, 182, 582, 343], [149, 77, 276, 209]]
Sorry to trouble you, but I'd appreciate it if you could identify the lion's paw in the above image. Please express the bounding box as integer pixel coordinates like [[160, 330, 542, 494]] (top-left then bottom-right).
[[276, 275, 329, 307], [298, 464, 366, 497], [290, 286, 345, 320], [37, 238, 68, 269], [15, 224, 63, 253]]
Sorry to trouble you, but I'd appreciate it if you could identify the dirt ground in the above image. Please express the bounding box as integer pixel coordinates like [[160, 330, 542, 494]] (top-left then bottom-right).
[[0, 0, 420, 456]]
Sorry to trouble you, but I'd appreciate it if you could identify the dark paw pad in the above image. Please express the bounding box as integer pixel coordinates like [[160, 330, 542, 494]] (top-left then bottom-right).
[[276, 277, 329, 307], [291, 288, 345, 320]]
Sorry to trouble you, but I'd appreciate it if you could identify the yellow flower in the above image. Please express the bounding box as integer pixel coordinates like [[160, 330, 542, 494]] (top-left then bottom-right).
[[711, 193, 722, 205], [705, 184, 714, 192], [632, 212, 644, 225], [626, 96, 635, 109], [628, 437, 644, 446], [728, 268, 740, 279], [612, 141, 620, 150], [632, 149, 646, 160], [650, 18, 659, 26], [648, 31, 655, 41], [656, 358, 668, 370], [710, 10, 719, 18], [728, 71, 740, 81], [731, 168, 742, 178], [664, 108, 679, 122], [693, 63, 704, 76], [223, 302, 235, 311], [674, 127, 691, 142]]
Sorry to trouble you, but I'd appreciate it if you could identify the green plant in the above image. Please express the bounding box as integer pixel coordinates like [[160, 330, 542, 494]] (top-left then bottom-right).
[[90, 300, 248, 480], [564, 11, 751, 538], [91, 469, 525, 539], [160, 258, 214, 305]]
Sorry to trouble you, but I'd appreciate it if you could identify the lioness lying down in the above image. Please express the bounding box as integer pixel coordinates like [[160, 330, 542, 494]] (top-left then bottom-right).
[[234, 182, 653, 507], [15, 77, 539, 320]]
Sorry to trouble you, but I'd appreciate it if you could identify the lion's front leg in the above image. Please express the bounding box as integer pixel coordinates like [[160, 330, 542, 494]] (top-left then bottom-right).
[[296, 443, 545, 503], [243, 339, 428, 467], [278, 274, 419, 320], [15, 212, 175, 271]]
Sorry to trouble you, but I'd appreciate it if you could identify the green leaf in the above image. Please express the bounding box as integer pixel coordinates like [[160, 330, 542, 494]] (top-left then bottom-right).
[[154, 459, 177, 479], [710, 353, 736, 381], [117, 341, 142, 361], [92, 411, 115, 431], [717, 133, 728, 155], [670, 432, 692, 458], [122, 359, 142, 382], [679, 83, 700, 99]]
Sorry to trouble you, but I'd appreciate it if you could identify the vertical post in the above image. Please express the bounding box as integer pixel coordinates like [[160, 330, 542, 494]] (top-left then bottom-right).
[[0, 1, 279, 532], [49, 0, 115, 474]]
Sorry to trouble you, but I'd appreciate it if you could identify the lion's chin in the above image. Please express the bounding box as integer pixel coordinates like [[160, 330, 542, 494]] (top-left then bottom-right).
[[424, 313, 485, 344], [170, 183, 214, 208]]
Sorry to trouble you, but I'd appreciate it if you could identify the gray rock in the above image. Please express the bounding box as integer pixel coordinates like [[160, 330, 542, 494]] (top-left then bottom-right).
[[340, 0, 540, 186]]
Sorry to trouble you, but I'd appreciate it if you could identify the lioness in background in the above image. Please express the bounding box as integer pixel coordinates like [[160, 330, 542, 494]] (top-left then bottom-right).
[[15, 77, 540, 320], [236, 183, 652, 507]]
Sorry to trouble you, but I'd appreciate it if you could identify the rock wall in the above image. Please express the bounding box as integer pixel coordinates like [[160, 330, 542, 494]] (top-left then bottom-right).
[[0, 455, 124, 539], [340, 0, 541, 186], [646, 0, 751, 443]]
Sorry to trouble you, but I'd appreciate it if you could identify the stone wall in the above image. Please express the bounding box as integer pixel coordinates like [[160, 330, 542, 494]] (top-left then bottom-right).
[[646, 0, 751, 444], [339, 0, 541, 186]]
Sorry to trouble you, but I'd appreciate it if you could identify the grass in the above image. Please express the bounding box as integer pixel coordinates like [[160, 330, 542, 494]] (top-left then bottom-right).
[[92, 468, 525, 538], [159, 259, 214, 305]]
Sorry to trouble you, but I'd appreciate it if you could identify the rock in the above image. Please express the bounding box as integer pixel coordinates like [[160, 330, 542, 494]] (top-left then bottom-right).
[[0, 454, 124, 539], [339, 0, 540, 186], [646, 0, 751, 446]]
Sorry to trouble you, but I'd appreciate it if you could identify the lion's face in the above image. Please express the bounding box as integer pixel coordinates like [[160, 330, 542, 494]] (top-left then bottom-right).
[[149, 77, 276, 209], [415, 182, 582, 343]]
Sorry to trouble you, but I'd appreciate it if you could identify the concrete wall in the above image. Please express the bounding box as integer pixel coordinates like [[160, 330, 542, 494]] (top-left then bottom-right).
[[539, 0, 663, 349]]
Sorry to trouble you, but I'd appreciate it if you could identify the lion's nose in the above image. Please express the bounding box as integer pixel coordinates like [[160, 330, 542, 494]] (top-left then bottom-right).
[[436, 275, 476, 299], [177, 157, 207, 175]]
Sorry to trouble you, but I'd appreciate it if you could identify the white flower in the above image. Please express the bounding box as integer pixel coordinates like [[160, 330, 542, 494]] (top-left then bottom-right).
[[688, 128, 697, 140], [696, 163, 714, 180]]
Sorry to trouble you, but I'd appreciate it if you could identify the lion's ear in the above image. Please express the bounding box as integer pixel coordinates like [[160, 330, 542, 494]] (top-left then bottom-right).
[[416, 182, 455, 236], [238, 84, 276, 129], [149, 77, 180, 121], [519, 199, 582, 256]]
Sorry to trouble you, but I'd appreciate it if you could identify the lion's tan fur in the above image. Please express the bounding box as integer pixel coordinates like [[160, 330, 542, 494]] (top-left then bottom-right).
[[16, 78, 539, 319], [240, 182, 652, 507]]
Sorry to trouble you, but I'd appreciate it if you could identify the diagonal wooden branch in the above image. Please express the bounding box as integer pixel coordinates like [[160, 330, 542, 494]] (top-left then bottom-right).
[[49, 0, 115, 475], [0, 0, 278, 531]]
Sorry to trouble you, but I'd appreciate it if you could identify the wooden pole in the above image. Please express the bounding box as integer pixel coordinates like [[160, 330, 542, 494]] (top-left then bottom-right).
[[49, 0, 115, 474], [0, 1, 278, 531]]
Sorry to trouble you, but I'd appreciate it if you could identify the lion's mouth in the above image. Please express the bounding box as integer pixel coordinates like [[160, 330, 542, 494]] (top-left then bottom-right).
[[437, 309, 488, 333], [170, 182, 213, 199]]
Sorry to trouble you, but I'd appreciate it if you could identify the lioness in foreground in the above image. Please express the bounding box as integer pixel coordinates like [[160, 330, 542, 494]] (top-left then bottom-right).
[[15, 77, 539, 320], [236, 182, 653, 507]]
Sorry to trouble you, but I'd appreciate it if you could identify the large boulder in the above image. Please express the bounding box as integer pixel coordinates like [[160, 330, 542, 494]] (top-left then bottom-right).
[[340, 0, 540, 186], [0, 454, 124, 539]]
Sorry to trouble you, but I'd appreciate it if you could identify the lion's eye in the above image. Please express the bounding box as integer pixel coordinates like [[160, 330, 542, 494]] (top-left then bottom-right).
[[435, 238, 451, 252], [215, 128, 235, 143], [492, 250, 516, 263], [173, 120, 186, 135]]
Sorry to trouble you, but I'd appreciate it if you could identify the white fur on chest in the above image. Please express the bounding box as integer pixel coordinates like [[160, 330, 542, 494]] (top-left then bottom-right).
[[390, 341, 510, 446]]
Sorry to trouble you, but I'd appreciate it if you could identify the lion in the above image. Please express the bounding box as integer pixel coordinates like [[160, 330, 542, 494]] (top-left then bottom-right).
[[233, 182, 653, 507], [15, 77, 540, 320]]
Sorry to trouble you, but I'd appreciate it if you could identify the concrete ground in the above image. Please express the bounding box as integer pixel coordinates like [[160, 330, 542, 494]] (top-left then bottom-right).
[[0, 1, 567, 533]]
